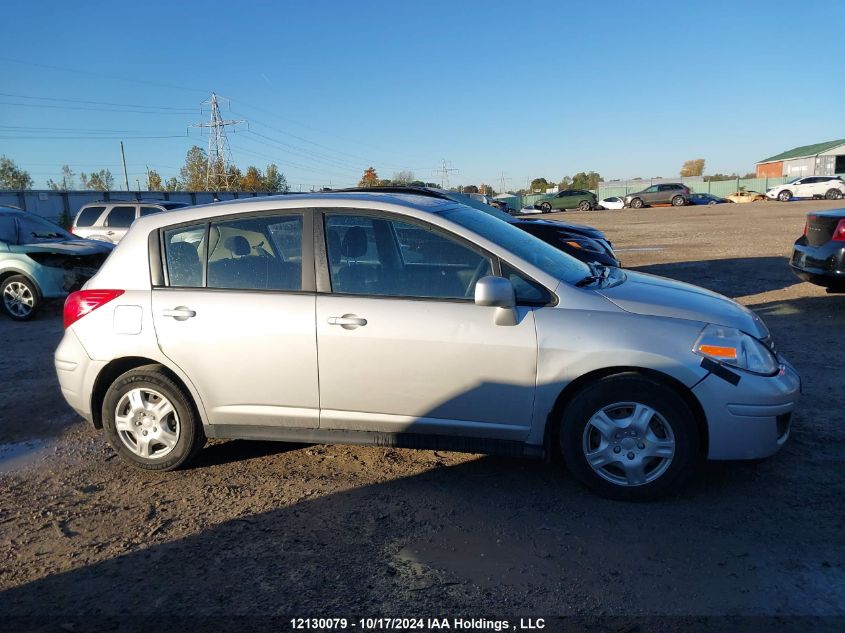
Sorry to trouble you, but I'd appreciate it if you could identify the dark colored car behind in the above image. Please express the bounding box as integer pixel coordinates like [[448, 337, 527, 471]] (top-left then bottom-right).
[[791, 208, 845, 291]]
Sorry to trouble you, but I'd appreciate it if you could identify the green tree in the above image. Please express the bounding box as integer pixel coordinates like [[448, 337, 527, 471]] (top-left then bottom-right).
[[0, 156, 33, 190], [558, 176, 572, 190], [80, 169, 114, 191], [392, 170, 415, 185], [47, 165, 76, 191], [409, 180, 426, 187], [680, 159, 705, 177], [262, 164, 289, 193], [147, 169, 163, 191], [571, 171, 602, 190], [241, 165, 263, 192], [462, 184, 479, 194], [359, 166, 380, 187], [530, 177, 551, 192], [180, 145, 208, 191], [163, 177, 181, 191]]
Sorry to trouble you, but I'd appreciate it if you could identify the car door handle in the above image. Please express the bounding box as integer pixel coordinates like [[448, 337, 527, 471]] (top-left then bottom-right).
[[327, 315, 367, 327], [106, 231, 115, 235], [162, 307, 196, 320]]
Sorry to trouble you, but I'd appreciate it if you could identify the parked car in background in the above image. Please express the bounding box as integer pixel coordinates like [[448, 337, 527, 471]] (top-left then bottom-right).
[[790, 208, 845, 291], [534, 189, 597, 213], [56, 191, 799, 500], [331, 186, 619, 266], [466, 192, 511, 213], [726, 190, 766, 204], [72, 200, 190, 244], [623, 183, 690, 209], [598, 196, 625, 210], [766, 176, 845, 202], [0, 206, 113, 321], [690, 193, 731, 205]]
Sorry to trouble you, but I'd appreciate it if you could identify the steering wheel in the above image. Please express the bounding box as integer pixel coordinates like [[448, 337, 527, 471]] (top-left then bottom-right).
[[464, 259, 490, 298]]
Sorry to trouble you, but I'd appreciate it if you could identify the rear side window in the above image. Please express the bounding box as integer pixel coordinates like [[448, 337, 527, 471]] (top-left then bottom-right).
[[75, 206, 105, 227], [163, 224, 206, 288], [207, 215, 303, 291], [105, 206, 137, 228]]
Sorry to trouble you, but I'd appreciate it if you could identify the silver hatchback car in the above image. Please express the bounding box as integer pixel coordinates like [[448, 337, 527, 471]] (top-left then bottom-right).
[[55, 193, 800, 500]]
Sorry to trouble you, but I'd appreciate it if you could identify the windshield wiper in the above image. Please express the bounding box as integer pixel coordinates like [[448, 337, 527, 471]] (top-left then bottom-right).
[[575, 263, 610, 287]]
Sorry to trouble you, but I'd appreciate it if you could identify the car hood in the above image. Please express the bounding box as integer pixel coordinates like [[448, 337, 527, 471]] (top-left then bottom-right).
[[513, 218, 606, 240], [20, 239, 114, 255], [596, 270, 769, 338]]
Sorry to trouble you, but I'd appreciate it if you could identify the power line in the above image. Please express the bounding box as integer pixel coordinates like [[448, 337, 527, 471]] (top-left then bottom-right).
[[434, 160, 458, 189], [0, 92, 197, 111], [0, 101, 196, 115]]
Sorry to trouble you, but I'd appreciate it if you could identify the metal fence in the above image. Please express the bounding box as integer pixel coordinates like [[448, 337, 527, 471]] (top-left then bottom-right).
[[0, 189, 277, 224]]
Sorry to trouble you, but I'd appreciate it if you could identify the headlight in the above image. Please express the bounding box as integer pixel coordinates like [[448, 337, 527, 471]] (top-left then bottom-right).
[[693, 324, 778, 376]]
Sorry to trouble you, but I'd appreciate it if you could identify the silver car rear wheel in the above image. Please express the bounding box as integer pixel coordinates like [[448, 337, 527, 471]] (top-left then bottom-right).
[[581, 402, 676, 487], [114, 387, 181, 459]]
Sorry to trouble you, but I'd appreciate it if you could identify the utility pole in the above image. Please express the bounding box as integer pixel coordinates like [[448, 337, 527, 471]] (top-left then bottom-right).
[[191, 93, 244, 191], [499, 172, 511, 194], [120, 141, 130, 191], [434, 159, 458, 189]]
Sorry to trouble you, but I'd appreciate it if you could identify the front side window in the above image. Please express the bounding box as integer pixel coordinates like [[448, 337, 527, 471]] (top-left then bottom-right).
[[644, 186, 658, 193], [0, 216, 17, 243], [16, 214, 73, 244], [105, 206, 137, 228], [325, 213, 491, 299]]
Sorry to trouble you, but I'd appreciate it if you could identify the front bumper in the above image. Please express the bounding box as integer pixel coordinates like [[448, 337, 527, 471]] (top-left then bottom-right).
[[693, 356, 800, 460]]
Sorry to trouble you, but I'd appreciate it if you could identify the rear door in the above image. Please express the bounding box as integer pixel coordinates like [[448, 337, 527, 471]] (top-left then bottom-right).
[[151, 209, 319, 430], [314, 209, 538, 440]]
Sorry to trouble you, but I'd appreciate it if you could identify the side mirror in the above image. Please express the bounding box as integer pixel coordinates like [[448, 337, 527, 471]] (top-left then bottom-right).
[[474, 276, 517, 326], [475, 275, 515, 308]]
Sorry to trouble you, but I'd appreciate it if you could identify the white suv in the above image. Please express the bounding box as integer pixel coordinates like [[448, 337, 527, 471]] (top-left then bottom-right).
[[72, 200, 190, 244], [766, 176, 845, 202]]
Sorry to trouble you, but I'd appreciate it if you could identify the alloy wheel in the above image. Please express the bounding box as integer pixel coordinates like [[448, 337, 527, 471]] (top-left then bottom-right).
[[114, 387, 181, 459], [581, 402, 675, 486], [3, 281, 34, 318]]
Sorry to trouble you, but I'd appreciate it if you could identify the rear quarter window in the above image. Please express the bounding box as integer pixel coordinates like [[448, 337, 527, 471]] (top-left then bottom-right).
[[140, 206, 164, 217], [75, 206, 106, 227]]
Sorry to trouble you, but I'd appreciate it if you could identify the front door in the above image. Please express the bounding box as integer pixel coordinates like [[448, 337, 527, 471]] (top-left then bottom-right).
[[151, 211, 319, 429], [315, 211, 538, 440]]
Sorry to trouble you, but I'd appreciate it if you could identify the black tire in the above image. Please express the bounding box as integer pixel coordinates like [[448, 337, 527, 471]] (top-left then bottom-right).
[[629, 197, 644, 209], [825, 188, 843, 200], [539, 202, 552, 213], [1, 274, 39, 321], [671, 195, 686, 207], [578, 200, 592, 212], [708, 200, 718, 205], [559, 373, 700, 501], [777, 190, 792, 202], [102, 364, 206, 471]]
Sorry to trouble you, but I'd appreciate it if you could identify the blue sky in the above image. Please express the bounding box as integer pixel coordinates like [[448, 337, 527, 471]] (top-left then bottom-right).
[[2, 0, 843, 190]]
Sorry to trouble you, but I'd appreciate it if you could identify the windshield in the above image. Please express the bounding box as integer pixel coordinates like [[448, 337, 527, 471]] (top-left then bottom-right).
[[15, 214, 74, 244], [443, 191, 515, 222], [442, 206, 591, 284]]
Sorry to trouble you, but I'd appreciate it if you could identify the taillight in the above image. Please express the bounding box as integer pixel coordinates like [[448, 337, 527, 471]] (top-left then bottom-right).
[[834, 219, 845, 242], [63, 289, 124, 329], [804, 216, 812, 236]]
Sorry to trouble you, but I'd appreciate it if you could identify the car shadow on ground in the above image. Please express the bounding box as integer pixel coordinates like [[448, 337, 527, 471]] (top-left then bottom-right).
[[191, 439, 308, 468], [633, 257, 795, 298]]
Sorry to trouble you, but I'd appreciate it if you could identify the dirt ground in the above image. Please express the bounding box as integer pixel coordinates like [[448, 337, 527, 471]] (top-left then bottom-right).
[[0, 200, 843, 627]]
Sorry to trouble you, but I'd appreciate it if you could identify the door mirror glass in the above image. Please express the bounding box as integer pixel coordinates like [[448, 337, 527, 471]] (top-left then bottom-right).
[[474, 275, 515, 308]]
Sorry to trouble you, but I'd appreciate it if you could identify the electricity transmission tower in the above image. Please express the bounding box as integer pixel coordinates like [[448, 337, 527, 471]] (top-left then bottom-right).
[[499, 172, 511, 194], [192, 93, 244, 190], [435, 159, 458, 189]]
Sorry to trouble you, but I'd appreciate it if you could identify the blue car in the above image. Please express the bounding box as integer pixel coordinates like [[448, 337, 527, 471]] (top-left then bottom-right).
[[690, 193, 731, 205], [0, 206, 114, 321]]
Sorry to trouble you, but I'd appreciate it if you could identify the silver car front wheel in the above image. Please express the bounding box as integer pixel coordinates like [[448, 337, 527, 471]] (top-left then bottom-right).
[[582, 402, 675, 487], [560, 373, 699, 500]]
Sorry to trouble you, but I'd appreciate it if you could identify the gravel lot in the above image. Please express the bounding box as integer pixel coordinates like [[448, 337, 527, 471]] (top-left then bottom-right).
[[0, 200, 843, 625]]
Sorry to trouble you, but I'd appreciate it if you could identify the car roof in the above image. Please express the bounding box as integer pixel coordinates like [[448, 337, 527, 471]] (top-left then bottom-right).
[[80, 199, 189, 206]]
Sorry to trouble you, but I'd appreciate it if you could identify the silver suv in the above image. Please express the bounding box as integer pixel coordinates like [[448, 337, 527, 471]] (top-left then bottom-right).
[[72, 200, 190, 244], [55, 193, 799, 500]]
